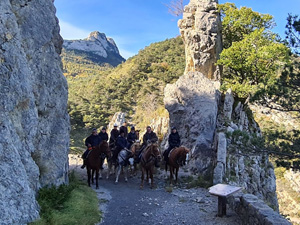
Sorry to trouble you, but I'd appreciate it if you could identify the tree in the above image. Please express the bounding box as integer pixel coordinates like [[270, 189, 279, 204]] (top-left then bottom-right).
[[217, 4, 289, 98], [218, 3, 275, 49], [285, 14, 300, 54]]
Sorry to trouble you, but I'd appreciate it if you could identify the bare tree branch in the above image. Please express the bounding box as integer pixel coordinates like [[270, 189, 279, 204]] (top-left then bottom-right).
[[164, 0, 184, 17]]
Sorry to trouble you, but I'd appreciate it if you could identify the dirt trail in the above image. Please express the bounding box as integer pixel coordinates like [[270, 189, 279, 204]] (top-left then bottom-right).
[[69, 154, 241, 225]]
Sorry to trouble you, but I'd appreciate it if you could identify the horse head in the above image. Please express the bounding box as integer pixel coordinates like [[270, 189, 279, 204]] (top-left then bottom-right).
[[177, 147, 190, 166], [99, 140, 111, 158], [150, 143, 161, 160]]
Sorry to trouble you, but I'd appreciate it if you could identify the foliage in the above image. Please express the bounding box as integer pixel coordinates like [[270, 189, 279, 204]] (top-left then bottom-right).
[[67, 36, 185, 130], [253, 57, 300, 113], [285, 14, 300, 54], [30, 172, 101, 225], [218, 3, 275, 49], [217, 3, 289, 98]]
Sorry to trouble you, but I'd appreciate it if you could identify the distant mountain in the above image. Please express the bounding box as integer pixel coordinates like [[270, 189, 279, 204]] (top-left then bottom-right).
[[62, 31, 125, 69]]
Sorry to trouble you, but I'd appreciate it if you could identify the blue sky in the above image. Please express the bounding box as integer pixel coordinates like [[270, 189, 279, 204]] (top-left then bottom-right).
[[54, 0, 300, 59]]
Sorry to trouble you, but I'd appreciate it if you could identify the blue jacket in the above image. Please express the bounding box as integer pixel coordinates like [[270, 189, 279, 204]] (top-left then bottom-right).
[[116, 135, 128, 149], [127, 131, 138, 144], [85, 134, 102, 147]]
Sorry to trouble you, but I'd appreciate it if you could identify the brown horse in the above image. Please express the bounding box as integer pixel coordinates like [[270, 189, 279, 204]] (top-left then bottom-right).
[[140, 143, 161, 189], [129, 141, 142, 176], [86, 140, 110, 189], [166, 146, 190, 184]]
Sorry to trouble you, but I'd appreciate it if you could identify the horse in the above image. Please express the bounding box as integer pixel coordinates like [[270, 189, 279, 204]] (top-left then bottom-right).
[[128, 140, 142, 176], [115, 148, 133, 183], [140, 143, 161, 189], [86, 140, 110, 189], [165, 146, 190, 184]]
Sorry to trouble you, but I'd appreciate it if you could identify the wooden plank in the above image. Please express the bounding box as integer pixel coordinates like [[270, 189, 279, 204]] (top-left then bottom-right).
[[209, 184, 242, 197]]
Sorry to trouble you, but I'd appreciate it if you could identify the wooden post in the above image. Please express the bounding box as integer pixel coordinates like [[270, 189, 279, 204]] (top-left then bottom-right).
[[217, 196, 226, 217]]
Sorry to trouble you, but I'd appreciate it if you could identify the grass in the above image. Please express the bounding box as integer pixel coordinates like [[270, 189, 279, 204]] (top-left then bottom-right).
[[30, 171, 101, 225], [181, 175, 212, 189]]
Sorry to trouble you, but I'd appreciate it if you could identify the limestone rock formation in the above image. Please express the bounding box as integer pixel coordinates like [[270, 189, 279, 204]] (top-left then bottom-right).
[[178, 0, 222, 80], [108, 112, 126, 135], [0, 1, 69, 224], [164, 71, 220, 174], [63, 31, 125, 66]]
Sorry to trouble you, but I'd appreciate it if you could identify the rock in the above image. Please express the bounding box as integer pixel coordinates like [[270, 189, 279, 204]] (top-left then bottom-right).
[[142, 212, 149, 217], [224, 89, 234, 120], [213, 132, 227, 184], [0, 0, 69, 224], [63, 31, 125, 66], [164, 72, 220, 174], [107, 112, 126, 133], [178, 0, 222, 80]]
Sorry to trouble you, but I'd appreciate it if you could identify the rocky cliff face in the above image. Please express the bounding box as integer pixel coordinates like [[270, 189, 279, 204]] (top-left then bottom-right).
[[63, 31, 125, 67], [165, 0, 280, 211], [164, 72, 220, 175], [178, 0, 222, 80], [0, 1, 69, 224]]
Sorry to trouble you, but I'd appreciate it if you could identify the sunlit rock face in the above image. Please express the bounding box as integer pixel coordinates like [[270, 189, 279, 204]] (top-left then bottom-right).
[[178, 0, 222, 80], [0, 0, 69, 224]]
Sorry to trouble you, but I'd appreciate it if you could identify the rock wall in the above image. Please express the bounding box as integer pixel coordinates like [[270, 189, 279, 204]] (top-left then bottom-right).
[[0, 0, 69, 224], [178, 0, 222, 80], [228, 194, 291, 225], [164, 71, 220, 175]]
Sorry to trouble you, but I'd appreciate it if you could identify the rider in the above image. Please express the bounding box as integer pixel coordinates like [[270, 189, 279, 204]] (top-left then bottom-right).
[[109, 124, 119, 148], [139, 126, 159, 167], [81, 128, 102, 169], [163, 127, 181, 162], [127, 126, 138, 149], [112, 130, 128, 164], [119, 121, 128, 138], [99, 127, 109, 142]]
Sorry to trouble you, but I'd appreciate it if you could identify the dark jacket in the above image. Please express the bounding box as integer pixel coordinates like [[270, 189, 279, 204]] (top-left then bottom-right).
[[120, 126, 128, 138], [127, 131, 138, 144], [116, 135, 128, 149], [99, 132, 108, 142], [110, 129, 119, 143], [168, 132, 181, 148], [85, 134, 102, 147], [142, 131, 158, 146]]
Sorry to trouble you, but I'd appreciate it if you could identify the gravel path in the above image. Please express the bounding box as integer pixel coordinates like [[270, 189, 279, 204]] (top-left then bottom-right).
[[69, 154, 241, 225]]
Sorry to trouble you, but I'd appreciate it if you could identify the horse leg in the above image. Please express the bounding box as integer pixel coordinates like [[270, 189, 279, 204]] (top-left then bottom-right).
[[124, 166, 128, 182], [115, 165, 121, 184], [175, 167, 179, 184], [150, 168, 154, 189], [92, 169, 95, 184], [87, 168, 91, 187], [170, 166, 173, 185], [96, 169, 99, 189], [140, 167, 145, 189]]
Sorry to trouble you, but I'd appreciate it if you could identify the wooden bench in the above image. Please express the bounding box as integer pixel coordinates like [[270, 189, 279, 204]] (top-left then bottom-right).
[[209, 184, 242, 217]]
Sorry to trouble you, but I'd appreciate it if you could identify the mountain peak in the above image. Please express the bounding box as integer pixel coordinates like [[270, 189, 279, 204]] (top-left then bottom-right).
[[63, 31, 124, 62]]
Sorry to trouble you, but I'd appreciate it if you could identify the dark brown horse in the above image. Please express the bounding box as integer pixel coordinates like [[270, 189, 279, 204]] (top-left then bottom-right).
[[86, 140, 110, 189], [140, 143, 161, 189], [166, 146, 190, 184]]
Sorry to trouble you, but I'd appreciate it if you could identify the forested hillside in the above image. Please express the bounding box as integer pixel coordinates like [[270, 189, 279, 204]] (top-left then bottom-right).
[[67, 36, 185, 130]]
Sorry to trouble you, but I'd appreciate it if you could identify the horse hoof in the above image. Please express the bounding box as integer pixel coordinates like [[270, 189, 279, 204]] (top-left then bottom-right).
[[140, 186, 143, 190], [96, 186, 99, 189], [115, 181, 118, 185], [125, 179, 128, 182]]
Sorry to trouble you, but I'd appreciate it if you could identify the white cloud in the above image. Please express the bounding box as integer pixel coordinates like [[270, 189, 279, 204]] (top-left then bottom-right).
[[58, 20, 90, 40]]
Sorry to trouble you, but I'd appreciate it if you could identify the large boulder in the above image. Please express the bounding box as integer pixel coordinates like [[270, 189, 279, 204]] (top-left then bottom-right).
[[164, 71, 220, 174], [178, 0, 222, 80], [0, 0, 69, 224]]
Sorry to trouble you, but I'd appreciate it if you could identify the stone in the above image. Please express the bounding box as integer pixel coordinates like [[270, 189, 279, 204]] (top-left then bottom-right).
[[224, 89, 234, 120], [164, 71, 220, 174], [178, 0, 222, 80], [107, 112, 126, 133], [213, 132, 227, 184], [0, 0, 69, 224], [63, 31, 125, 65]]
